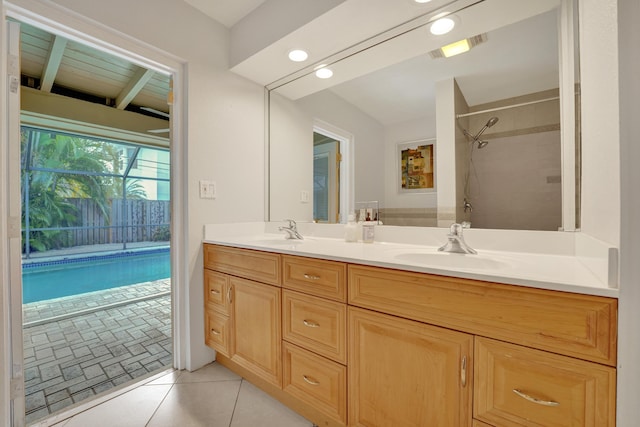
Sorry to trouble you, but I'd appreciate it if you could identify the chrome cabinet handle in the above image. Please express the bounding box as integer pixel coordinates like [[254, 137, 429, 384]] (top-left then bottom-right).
[[210, 328, 220, 335], [461, 355, 467, 387], [227, 286, 232, 303], [303, 375, 320, 386], [303, 319, 320, 328], [303, 273, 321, 280], [513, 389, 560, 407], [210, 289, 220, 295]]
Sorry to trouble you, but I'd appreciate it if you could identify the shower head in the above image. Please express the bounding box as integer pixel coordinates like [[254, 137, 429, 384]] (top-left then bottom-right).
[[477, 140, 489, 149], [472, 116, 499, 140], [486, 116, 499, 128]]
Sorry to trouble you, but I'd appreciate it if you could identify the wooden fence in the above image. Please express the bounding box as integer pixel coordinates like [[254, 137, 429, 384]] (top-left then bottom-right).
[[66, 198, 170, 246]]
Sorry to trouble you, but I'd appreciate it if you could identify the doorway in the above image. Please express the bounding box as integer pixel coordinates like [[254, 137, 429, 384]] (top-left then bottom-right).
[[313, 132, 340, 223], [2, 5, 186, 426], [313, 123, 353, 224]]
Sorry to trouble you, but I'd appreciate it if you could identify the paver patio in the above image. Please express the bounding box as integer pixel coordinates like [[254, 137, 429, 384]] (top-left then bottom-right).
[[22, 279, 172, 424]]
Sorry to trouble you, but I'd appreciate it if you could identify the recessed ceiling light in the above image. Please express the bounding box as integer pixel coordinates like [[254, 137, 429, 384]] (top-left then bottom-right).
[[315, 67, 333, 79], [441, 39, 470, 57], [414, 0, 432, 3], [430, 17, 456, 35], [288, 49, 308, 62]]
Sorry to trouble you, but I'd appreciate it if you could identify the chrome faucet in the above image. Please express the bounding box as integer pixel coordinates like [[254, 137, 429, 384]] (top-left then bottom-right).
[[438, 223, 477, 254], [278, 219, 303, 240], [463, 198, 473, 213]]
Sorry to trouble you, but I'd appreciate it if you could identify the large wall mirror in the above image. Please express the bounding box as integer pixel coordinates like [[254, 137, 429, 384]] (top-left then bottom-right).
[[268, 0, 579, 231]]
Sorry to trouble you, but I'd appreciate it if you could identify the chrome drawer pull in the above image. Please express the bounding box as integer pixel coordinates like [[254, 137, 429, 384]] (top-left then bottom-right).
[[303, 319, 320, 328], [513, 389, 560, 407], [303, 375, 320, 386], [303, 273, 321, 280], [210, 289, 221, 295], [210, 328, 221, 335]]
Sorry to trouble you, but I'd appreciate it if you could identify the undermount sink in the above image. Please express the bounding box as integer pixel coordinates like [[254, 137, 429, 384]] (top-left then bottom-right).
[[393, 251, 512, 270]]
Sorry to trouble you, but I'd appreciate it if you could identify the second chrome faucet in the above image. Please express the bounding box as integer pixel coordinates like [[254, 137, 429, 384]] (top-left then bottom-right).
[[279, 219, 303, 240], [438, 223, 476, 254]]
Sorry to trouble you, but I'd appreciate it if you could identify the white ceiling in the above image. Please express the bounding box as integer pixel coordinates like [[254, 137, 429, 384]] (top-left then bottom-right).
[[182, 0, 266, 27]]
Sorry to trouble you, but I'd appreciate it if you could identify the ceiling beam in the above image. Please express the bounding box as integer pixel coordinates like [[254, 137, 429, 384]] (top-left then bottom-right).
[[40, 35, 68, 92], [115, 67, 155, 110]]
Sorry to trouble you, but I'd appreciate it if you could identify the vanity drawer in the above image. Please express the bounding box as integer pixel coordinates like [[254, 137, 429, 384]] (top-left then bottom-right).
[[282, 290, 347, 364], [474, 337, 616, 427], [283, 342, 347, 425], [204, 244, 281, 286], [205, 309, 231, 357], [348, 264, 617, 365], [204, 270, 231, 315], [282, 255, 346, 302]]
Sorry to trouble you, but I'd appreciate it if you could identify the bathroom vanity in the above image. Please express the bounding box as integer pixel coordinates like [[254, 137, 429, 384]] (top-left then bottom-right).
[[202, 228, 617, 427]]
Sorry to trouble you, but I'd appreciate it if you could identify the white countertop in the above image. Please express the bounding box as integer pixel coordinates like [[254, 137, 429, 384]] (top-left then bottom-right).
[[203, 223, 619, 298]]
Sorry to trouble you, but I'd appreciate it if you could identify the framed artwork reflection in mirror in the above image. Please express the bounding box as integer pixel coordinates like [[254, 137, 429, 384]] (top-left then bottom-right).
[[398, 139, 435, 193]]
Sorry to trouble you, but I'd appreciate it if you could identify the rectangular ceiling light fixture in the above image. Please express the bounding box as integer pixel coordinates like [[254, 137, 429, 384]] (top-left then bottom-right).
[[429, 33, 487, 59]]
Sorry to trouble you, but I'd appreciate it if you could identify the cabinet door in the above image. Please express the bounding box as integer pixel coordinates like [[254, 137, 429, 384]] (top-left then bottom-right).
[[349, 306, 473, 427], [230, 276, 282, 387]]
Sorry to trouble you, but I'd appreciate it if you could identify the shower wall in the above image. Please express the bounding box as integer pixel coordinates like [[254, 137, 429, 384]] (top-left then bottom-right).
[[469, 130, 562, 231]]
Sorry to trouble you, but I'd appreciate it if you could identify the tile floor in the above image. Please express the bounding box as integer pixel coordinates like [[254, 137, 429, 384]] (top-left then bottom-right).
[[48, 362, 313, 427]]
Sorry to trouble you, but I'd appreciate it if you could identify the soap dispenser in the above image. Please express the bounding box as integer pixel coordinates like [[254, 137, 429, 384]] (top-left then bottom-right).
[[344, 213, 359, 242]]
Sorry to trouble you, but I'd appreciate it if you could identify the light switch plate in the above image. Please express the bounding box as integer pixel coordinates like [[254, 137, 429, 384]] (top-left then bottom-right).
[[300, 190, 310, 203], [199, 180, 216, 199]]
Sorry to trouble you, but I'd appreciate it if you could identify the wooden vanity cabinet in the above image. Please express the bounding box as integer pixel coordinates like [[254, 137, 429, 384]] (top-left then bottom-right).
[[203, 245, 282, 387], [348, 264, 618, 427], [203, 244, 618, 427]]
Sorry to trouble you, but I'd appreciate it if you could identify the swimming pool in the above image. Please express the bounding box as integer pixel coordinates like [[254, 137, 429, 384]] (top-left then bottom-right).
[[22, 248, 170, 303]]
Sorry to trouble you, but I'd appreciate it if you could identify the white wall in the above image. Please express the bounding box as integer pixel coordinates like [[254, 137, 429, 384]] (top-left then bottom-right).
[[579, 0, 620, 246], [616, 0, 640, 424], [383, 116, 436, 209], [435, 78, 458, 226], [44, 0, 267, 371], [269, 92, 314, 222]]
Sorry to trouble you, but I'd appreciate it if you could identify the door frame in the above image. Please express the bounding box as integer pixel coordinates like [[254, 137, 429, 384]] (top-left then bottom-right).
[[313, 121, 353, 223], [313, 139, 340, 223], [0, 1, 188, 425]]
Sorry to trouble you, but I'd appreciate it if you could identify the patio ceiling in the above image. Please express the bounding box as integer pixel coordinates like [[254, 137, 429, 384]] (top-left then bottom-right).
[[18, 22, 171, 128]]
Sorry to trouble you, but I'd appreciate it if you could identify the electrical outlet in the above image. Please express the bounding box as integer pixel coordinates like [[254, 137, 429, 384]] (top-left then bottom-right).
[[300, 190, 310, 203]]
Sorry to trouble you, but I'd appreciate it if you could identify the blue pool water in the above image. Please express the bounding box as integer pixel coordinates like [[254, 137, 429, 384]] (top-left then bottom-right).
[[22, 248, 170, 303]]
